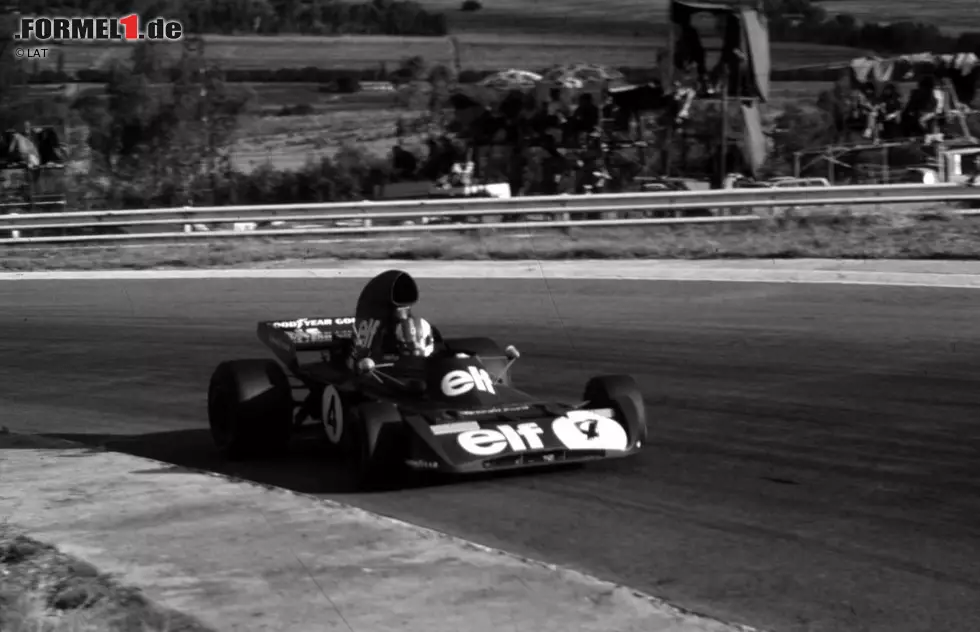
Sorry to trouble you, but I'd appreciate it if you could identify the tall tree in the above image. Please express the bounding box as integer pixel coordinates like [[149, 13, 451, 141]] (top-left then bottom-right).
[[73, 37, 249, 205]]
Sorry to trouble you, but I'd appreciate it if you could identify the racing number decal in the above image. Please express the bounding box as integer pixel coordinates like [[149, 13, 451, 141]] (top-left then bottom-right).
[[551, 411, 628, 451], [321, 385, 344, 445], [576, 418, 599, 439]]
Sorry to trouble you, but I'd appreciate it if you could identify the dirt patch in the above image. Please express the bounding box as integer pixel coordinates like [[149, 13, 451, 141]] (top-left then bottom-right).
[[0, 523, 212, 632]]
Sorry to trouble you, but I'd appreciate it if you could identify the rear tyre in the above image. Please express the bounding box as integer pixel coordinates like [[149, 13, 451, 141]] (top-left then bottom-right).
[[351, 402, 406, 490], [207, 359, 293, 460], [441, 337, 512, 387], [582, 375, 647, 446]]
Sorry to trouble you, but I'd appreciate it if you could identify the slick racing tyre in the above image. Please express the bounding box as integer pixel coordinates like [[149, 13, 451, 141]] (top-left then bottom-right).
[[351, 402, 406, 490], [208, 359, 293, 460], [582, 375, 647, 446]]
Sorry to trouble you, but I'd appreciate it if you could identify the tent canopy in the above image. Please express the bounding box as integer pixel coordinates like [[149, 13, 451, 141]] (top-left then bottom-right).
[[539, 63, 627, 87], [478, 69, 542, 92], [849, 53, 980, 105]]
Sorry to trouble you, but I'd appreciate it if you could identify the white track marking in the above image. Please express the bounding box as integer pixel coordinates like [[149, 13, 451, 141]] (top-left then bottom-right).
[[4, 259, 980, 289]]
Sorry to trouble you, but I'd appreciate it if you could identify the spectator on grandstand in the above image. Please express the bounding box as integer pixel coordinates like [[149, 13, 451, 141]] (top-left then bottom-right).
[[879, 83, 904, 139], [906, 76, 948, 142]]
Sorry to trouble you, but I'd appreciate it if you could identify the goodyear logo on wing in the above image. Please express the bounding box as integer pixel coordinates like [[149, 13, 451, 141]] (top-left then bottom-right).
[[271, 318, 337, 329]]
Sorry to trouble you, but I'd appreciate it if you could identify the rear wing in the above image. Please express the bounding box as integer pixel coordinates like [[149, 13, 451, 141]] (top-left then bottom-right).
[[256, 316, 356, 366]]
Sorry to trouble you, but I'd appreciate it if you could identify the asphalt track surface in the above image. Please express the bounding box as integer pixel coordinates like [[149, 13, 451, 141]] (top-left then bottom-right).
[[2, 277, 979, 632]]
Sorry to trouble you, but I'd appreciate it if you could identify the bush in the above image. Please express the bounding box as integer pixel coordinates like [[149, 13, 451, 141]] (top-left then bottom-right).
[[27, 69, 71, 84], [457, 69, 493, 84], [76, 68, 111, 83], [276, 103, 315, 116], [336, 76, 361, 93], [461, 0, 482, 11], [72, 145, 392, 210]]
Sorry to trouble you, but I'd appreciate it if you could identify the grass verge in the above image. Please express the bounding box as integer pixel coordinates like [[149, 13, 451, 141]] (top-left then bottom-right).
[[0, 522, 212, 632], [36, 33, 866, 74], [3, 213, 980, 271]]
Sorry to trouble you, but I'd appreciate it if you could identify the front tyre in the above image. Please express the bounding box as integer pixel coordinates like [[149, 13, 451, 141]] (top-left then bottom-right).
[[582, 375, 647, 446], [208, 359, 293, 460]]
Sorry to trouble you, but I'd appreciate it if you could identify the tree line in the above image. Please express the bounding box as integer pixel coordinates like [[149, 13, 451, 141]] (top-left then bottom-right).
[[764, 0, 980, 56], [11, 63, 869, 89], [8, 0, 448, 36], [8, 0, 980, 53]]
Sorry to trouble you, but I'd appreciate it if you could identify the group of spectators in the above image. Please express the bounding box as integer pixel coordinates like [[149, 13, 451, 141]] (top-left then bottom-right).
[[391, 88, 642, 195], [0, 121, 66, 171], [842, 53, 980, 144], [848, 75, 973, 143]]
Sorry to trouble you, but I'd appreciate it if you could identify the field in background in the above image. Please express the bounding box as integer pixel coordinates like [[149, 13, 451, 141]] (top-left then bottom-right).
[[27, 0, 978, 176], [223, 80, 833, 171], [232, 105, 417, 172], [424, 0, 980, 36], [32, 33, 868, 74], [20, 0, 979, 76], [26, 77, 840, 173], [424, 0, 671, 36]]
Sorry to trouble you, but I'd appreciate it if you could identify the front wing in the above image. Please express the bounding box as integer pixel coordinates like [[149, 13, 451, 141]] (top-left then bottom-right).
[[402, 407, 644, 474]]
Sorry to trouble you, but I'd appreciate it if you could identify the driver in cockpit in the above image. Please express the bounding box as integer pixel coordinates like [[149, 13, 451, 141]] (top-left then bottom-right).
[[393, 307, 435, 358], [349, 306, 435, 369]]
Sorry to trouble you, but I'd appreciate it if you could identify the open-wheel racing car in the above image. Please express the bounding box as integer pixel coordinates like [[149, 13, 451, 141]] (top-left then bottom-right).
[[207, 269, 647, 487]]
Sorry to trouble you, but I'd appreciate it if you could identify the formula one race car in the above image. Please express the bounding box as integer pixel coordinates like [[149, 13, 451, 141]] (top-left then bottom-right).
[[206, 270, 647, 487]]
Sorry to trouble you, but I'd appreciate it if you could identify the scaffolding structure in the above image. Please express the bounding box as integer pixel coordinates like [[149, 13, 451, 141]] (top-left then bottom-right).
[[660, 0, 768, 185], [792, 52, 980, 184], [0, 163, 67, 211], [1, 120, 68, 212], [793, 136, 980, 184]]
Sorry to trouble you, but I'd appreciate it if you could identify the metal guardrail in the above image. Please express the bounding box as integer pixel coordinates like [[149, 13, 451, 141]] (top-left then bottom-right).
[[1, 183, 978, 245]]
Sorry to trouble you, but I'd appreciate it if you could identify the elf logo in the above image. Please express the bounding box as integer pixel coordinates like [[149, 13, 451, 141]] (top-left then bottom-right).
[[457, 423, 544, 456], [354, 318, 381, 348], [440, 366, 495, 396]]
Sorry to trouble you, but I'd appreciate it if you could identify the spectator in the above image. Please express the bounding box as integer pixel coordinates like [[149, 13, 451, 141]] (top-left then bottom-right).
[[571, 93, 600, 146]]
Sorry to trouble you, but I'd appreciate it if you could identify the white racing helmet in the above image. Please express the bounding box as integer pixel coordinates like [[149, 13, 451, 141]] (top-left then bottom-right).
[[395, 314, 435, 357]]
